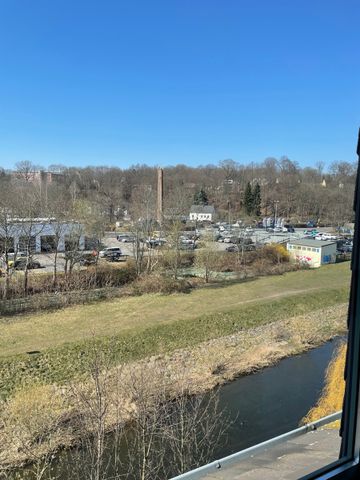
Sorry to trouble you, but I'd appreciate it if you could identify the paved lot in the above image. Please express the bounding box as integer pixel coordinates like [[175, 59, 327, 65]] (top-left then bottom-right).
[[198, 428, 341, 480], [22, 227, 337, 273], [27, 235, 134, 273]]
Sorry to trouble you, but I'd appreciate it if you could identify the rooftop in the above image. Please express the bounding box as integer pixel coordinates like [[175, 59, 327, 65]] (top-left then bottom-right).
[[171, 412, 341, 480], [198, 428, 340, 480], [288, 239, 337, 248], [190, 205, 215, 214]]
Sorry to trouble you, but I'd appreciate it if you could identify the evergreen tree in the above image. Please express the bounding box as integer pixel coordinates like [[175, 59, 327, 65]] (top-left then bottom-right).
[[193, 188, 208, 205], [244, 182, 253, 216], [252, 183, 261, 216]]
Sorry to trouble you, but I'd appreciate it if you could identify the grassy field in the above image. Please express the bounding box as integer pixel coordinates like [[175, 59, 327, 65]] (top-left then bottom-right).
[[0, 263, 351, 357]]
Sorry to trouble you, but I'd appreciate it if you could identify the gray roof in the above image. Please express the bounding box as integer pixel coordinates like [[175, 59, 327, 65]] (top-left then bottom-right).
[[287, 239, 337, 248], [190, 205, 215, 214]]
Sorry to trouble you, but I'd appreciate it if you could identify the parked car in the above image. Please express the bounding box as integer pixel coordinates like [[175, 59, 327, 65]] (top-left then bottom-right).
[[79, 253, 98, 266], [179, 243, 196, 250], [99, 247, 122, 258], [227, 243, 255, 252], [315, 233, 337, 241], [180, 236, 194, 245], [146, 238, 167, 248], [304, 228, 318, 237], [105, 251, 123, 262], [117, 234, 135, 243], [1, 251, 26, 262], [337, 245, 353, 253], [13, 259, 41, 270], [284, 225, 295, 233]]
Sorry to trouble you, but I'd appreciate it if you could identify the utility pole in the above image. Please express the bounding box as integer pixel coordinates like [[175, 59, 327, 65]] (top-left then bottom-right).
[[274, 200, 279, 228], [156, 168, 163, 225], [228, 200, 231, 233]]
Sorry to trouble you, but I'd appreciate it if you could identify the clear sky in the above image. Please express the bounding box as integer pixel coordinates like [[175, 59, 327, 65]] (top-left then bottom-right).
[[0, 0, 359, 170]]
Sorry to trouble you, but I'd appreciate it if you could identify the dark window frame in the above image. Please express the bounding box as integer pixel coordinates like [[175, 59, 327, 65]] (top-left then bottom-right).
[[299, 130, 360, 479]]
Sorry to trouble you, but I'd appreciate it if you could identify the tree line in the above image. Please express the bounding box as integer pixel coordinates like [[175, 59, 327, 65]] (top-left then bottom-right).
[[2, 156, 356, 227]]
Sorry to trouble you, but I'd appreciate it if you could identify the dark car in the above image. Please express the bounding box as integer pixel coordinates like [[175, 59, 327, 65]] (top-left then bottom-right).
[[105, 251, 122, 262], [13, 259, 41, 270], [79, 253, 97, 266]]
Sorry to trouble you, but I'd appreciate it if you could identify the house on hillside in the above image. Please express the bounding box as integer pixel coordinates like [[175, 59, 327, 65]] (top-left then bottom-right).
[[189, 205, 215, 222], [286, 239, 337, 268]]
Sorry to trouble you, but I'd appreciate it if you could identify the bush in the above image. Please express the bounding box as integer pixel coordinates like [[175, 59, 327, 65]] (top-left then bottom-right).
[[2, 264, 137, 299], [156, 252, 195, 270], [258, 244, 290, 264], [130, 274, 192, 295]]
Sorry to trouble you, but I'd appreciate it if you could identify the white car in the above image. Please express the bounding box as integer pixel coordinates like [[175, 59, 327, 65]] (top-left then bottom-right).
[[99, 247, 122, 258], [315, 233, 337, 241], [1, 251, 26, 261], [180, 237, 194, 245]]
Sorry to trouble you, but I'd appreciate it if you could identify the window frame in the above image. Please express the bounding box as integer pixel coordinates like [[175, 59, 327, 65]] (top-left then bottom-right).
[[299, 130, 360, 480]]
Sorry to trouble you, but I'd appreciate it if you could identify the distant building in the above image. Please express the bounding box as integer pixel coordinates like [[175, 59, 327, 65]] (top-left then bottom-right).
[[189, 205, 215, 222], [0, 219, 85, 254], [287, 239, 337, 268], [12, 170, 64, 185]]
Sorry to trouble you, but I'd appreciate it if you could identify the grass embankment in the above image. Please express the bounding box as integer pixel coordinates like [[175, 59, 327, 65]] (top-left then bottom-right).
[[0, 263, 350, 356], [0, 263, 351, 398], [0, 302, 349, 470]]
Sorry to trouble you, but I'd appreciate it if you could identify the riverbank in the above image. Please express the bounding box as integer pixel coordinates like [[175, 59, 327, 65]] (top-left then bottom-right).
[[0, 301, 347, 472]]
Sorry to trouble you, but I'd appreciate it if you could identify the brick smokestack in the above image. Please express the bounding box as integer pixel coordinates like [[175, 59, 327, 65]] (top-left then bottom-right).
[[157, 168, 163, 224]]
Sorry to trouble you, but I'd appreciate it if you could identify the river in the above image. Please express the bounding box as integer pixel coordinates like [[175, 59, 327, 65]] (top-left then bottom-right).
[[17, 337, 343, 479], [215, 337, 342, 457]]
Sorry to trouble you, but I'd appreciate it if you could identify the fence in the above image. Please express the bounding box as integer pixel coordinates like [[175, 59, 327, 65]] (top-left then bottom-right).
[[0, 287, 122, 316]]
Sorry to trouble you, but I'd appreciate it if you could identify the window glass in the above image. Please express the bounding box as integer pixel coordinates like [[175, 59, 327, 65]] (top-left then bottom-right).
[[0, 3, 356, 479]]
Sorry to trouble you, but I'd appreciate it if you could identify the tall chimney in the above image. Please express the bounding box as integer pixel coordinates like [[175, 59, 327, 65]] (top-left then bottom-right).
[[157, 168, 163, 224]]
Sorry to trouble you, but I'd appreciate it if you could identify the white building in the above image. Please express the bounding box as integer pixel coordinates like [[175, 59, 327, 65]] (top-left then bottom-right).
[[189, 205, 215, 222], [287, 239, 337, 268], [0, 219, 85, 254]]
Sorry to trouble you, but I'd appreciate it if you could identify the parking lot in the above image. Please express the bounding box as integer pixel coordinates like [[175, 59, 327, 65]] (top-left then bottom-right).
[[5, 235, 134, 274], [2, 226, 349, 275]]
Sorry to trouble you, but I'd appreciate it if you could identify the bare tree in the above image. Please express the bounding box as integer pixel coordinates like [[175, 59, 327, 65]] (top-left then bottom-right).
[[194, 235, 219, 283], [0, 190, 20, 298], [14, 161, 39, 183]]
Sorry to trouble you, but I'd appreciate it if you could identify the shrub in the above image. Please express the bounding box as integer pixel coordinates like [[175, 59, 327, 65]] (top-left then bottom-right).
[[156, 252, 195, 270], [2, 264, 137, 299], [130, 274, 192, 295], [1, 384, 68, 445], [258, 244, 290, 264]]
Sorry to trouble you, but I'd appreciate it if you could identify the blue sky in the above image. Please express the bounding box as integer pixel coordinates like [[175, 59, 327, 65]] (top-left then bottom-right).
[[0, 0, 359, 169]]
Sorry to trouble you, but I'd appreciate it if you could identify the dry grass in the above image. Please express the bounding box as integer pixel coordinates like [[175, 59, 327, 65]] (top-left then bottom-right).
[[0, 263, 350, 357], [302, 342, 346, 428]]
